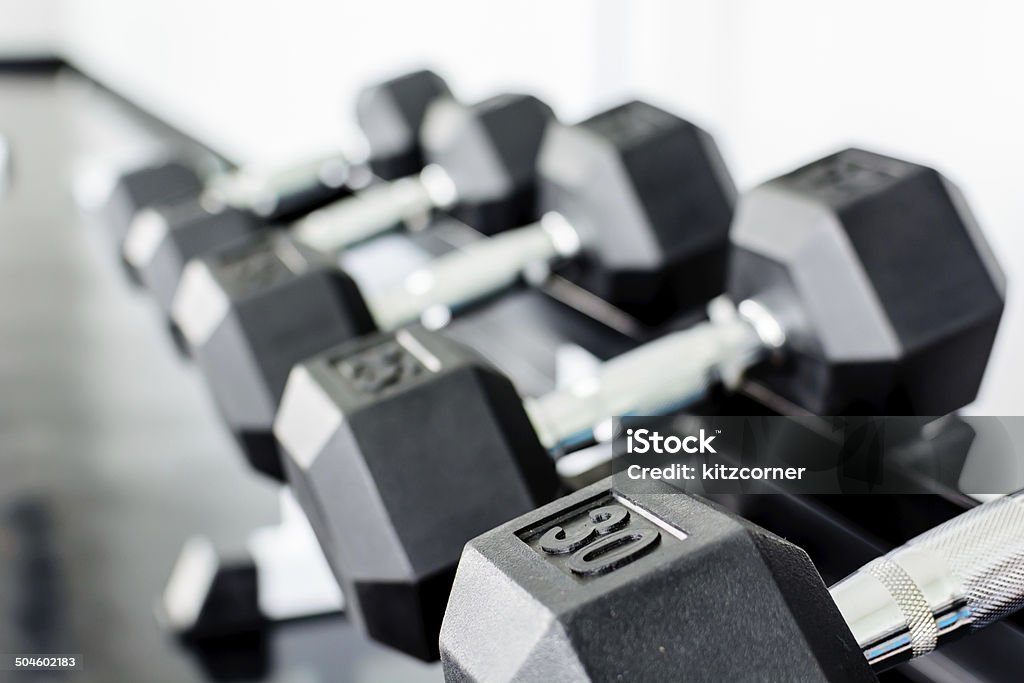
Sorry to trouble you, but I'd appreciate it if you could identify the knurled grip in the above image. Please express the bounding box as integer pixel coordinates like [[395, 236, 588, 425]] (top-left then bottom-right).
[[907, 491, 1024, 629], [831, 490, 1024, 667], [863, 557, 938, 655]]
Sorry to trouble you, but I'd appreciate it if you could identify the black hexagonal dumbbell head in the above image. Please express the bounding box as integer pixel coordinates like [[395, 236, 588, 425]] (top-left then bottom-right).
[[274, 326, 559, 660], [101, 160, 205, 281], [357, 69, 453, 180], [422, 93, 554, 233], [539, 100, 735, 324], [125, 170, 354, 323], [359, 101, 735, 329], [129, 202, 264, 315], [290, 92, 555, 253], [102, 159, 205, 244], [440, 478, 878, 682], [174, 232, 377, 480], [728, 148, 1005, 415]]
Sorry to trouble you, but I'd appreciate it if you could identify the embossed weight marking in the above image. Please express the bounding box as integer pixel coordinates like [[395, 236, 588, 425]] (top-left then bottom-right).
[[520, 496, 667, 580]]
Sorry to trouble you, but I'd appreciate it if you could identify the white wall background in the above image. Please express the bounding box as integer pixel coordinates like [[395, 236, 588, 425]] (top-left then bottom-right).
[[1, 0, 1021, 412], [0, 0, 62, 56]]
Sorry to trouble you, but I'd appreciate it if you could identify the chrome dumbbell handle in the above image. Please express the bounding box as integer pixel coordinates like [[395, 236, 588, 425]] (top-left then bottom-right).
[[291, 163, 457, 252], [525, 297, 778, 452], [831, 491, 1024, 670], [366, 213, 580, 331], [207, 151, 352, 216]]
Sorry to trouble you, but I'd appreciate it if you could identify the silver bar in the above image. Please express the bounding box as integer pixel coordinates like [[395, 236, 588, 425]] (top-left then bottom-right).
[[524, 297, 771, 452], [365, 213, 581, 331], [206, 152, 351, 216], [290, 163, 457, 253], [830, 491, 1024, 671]]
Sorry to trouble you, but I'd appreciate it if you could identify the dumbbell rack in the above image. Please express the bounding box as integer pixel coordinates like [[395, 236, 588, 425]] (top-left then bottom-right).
[[147, 226, 1024, 679], [1, 63, 1019, 683]]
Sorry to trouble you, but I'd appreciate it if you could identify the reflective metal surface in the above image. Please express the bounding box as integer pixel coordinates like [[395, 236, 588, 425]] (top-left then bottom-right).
[[832, 492, 1024, 670]]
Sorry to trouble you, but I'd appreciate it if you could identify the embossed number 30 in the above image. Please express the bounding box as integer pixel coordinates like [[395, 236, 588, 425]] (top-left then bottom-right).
[[539, 504, 660, 577]]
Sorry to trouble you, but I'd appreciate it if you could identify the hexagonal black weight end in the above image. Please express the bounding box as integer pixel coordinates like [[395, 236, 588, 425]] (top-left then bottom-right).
[[104, 160, 204, 246], [134, 200, 264, 313], [540, 101, 736, 325], [424, 94, 555, 234], [729, 148, 1005, 415], [440, 478, 877, 683], [357, 70, 453, 180], [276, 326, 559, 660], [176, 232, 376, 480]]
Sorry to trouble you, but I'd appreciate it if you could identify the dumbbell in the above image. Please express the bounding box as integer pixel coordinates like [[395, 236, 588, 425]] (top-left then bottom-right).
[[291, 88, 564, 254], [173, 100, 734, 481], [122, 70, 455, 314], [101, 151, 350, 286], [439, 478, 1024, 682], [100, 69, 451, 283], [271, 148, 1004, 660]]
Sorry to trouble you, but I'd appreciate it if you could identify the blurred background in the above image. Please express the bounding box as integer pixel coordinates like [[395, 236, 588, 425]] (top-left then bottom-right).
[[0, 2, 1021, 682]]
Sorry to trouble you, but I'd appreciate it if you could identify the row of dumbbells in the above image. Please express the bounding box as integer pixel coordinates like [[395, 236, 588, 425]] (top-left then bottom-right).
[[86, 69, 1022, 681]]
